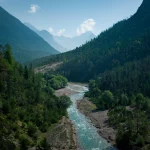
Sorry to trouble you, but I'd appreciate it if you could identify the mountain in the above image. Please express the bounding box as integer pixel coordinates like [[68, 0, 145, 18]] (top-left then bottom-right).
[[24, 23, 67, 52], [37, 30, 68, 53], [33, 0, 150, 82], [25, 23, 96, 52], [0, 6, 59, 63], [53, 31, 96, 50]]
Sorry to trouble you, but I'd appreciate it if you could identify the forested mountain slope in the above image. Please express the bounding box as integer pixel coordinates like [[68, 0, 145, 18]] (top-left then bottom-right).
[[0, 7, 59, 63], [0, 45, 71, 149], [33, 0, 150, 82]]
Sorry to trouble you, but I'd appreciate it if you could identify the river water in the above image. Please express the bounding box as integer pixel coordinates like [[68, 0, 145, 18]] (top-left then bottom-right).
[[67, 84, 116, 150]]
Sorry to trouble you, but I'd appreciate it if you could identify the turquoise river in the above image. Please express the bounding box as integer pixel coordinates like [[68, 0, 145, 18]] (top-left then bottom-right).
[[67, 84, 116, 150]]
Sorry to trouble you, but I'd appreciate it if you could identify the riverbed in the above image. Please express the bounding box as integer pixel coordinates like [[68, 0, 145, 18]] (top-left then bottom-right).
[[66, 83, 116, 150]]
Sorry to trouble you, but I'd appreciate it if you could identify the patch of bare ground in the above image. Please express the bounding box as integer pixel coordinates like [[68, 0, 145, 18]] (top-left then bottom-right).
[[55, 83, 88, 97], [47, 116, 77, 150], [77, 97, 116, 145], [55, 86, 78, 97], [35, 62, 62, 74]]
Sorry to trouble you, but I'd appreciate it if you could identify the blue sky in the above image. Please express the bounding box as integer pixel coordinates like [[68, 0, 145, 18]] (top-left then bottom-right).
[[0, 0, 143, 37]]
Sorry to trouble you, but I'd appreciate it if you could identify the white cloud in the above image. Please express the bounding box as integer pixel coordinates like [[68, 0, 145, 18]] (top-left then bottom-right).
[[28, 4, 40, 13], [57, 29, 66, 36], [77, 18, 96, 35], [48, 26, 54, 33]]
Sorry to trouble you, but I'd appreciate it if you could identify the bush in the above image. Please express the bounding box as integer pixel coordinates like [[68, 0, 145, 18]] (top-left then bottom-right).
[[37, 138, 51, 150], [27, 122, 37, 136]]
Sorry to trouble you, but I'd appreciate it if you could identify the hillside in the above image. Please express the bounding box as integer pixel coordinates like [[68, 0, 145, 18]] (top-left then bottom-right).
[[0, 7, 59, 63], [33, 0, 150, 82], [0, 45, 72, 149]]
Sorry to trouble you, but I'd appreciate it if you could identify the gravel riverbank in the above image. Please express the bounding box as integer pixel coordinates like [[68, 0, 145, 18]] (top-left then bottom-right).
[[52, 83, 115, 149], [48, 83, 84, 150], [77, 97, 116, 146]]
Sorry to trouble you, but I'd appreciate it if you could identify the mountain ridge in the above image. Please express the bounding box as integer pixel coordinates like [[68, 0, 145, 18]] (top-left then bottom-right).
[[24, 23, 68, 52], [0, 6, 59, 63], [25, 22, 96, 52]]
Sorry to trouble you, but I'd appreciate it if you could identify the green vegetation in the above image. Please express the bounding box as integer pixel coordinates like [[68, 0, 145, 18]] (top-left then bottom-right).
[[43, 74, 68, 90], [108, 94, 150, 150], [86, 75, 150, 150], [0, 45, 71, 149], [86, 59, 150, 149]]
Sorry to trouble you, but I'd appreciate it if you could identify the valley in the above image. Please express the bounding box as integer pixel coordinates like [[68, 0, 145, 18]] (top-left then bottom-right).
[[0, 0, 150, 149]]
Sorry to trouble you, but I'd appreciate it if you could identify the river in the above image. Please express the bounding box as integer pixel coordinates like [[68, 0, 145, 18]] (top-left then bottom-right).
[[67, 84, 116, 150]]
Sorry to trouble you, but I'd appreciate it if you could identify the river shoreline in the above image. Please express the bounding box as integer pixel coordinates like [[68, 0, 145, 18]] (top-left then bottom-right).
[[46, 116, 78, 150], [77, 97, 116, 146], [55, 82, 88, 97], [53, 83, 81, 150], [53, 82, 115, 150]]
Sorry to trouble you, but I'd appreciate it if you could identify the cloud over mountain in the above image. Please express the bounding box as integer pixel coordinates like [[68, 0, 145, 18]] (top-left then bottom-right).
[[77, 18, 96, 35]]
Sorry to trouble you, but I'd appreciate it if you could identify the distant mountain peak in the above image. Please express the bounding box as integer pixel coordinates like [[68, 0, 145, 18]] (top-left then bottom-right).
[[80, 31, 96, 38], [53, 31, 96, 50]]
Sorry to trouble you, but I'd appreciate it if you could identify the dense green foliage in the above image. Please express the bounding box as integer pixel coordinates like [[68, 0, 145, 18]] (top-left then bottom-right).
[[0, 6, 59, 63], [108, 94, 150, 150], [86, 62, 150, 149], [0, 45, 71, 149], [85, 45, 150, 149], [43, 74, 68, 90]]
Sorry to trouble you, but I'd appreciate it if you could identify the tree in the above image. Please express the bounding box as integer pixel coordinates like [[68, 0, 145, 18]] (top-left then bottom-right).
[[37, 138, 51, 150], [101, 90, 114, 109], [4, 44, 13, 65], [120, 93, 129, 106], [116, 110, 150, 149], [24, 65, 29, 80]]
